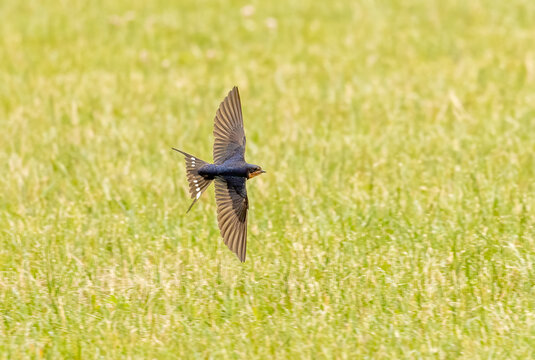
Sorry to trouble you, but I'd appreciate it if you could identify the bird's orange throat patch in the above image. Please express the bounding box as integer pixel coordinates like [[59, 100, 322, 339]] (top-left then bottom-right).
[[248, 170, 265, 179]]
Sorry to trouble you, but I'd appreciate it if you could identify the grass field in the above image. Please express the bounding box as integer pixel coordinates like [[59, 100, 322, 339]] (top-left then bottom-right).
[[1, 0, 535, 358]]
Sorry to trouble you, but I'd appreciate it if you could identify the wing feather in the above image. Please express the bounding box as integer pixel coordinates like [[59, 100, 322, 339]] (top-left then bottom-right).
[[215, 177, 248, 262], [213, 87, 246, 164]]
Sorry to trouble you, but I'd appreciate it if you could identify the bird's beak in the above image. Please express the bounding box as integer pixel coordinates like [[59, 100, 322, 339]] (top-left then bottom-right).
[[248, 170, 266, 179]]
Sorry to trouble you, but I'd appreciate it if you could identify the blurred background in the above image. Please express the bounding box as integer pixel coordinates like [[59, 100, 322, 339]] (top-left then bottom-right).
[[1, 0, 535, 358]]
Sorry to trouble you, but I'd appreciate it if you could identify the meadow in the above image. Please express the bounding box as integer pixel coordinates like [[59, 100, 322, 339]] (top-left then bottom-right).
[[1, 0, 535, 358]]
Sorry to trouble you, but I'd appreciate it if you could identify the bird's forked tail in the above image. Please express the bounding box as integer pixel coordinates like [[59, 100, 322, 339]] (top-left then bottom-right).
[[172, 148, 213, 212]]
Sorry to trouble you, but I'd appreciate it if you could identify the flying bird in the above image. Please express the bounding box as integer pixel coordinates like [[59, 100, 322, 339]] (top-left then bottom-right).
[[173, 87, 265, 262]]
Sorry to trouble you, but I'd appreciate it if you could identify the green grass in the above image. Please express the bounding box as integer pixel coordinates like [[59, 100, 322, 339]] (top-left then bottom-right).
[[1, 0, 535, 358]]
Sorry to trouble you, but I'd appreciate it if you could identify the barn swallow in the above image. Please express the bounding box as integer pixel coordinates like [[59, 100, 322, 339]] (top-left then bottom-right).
[[173, 87, 265, 262]]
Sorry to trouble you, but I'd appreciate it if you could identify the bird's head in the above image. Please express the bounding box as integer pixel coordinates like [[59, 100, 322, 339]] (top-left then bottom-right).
[[247, 165, 266, 179]]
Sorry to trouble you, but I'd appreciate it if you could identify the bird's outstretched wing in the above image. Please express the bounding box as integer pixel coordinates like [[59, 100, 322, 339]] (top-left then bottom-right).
[[213, 87, 246, 164], [215, 176, 248, 262]]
